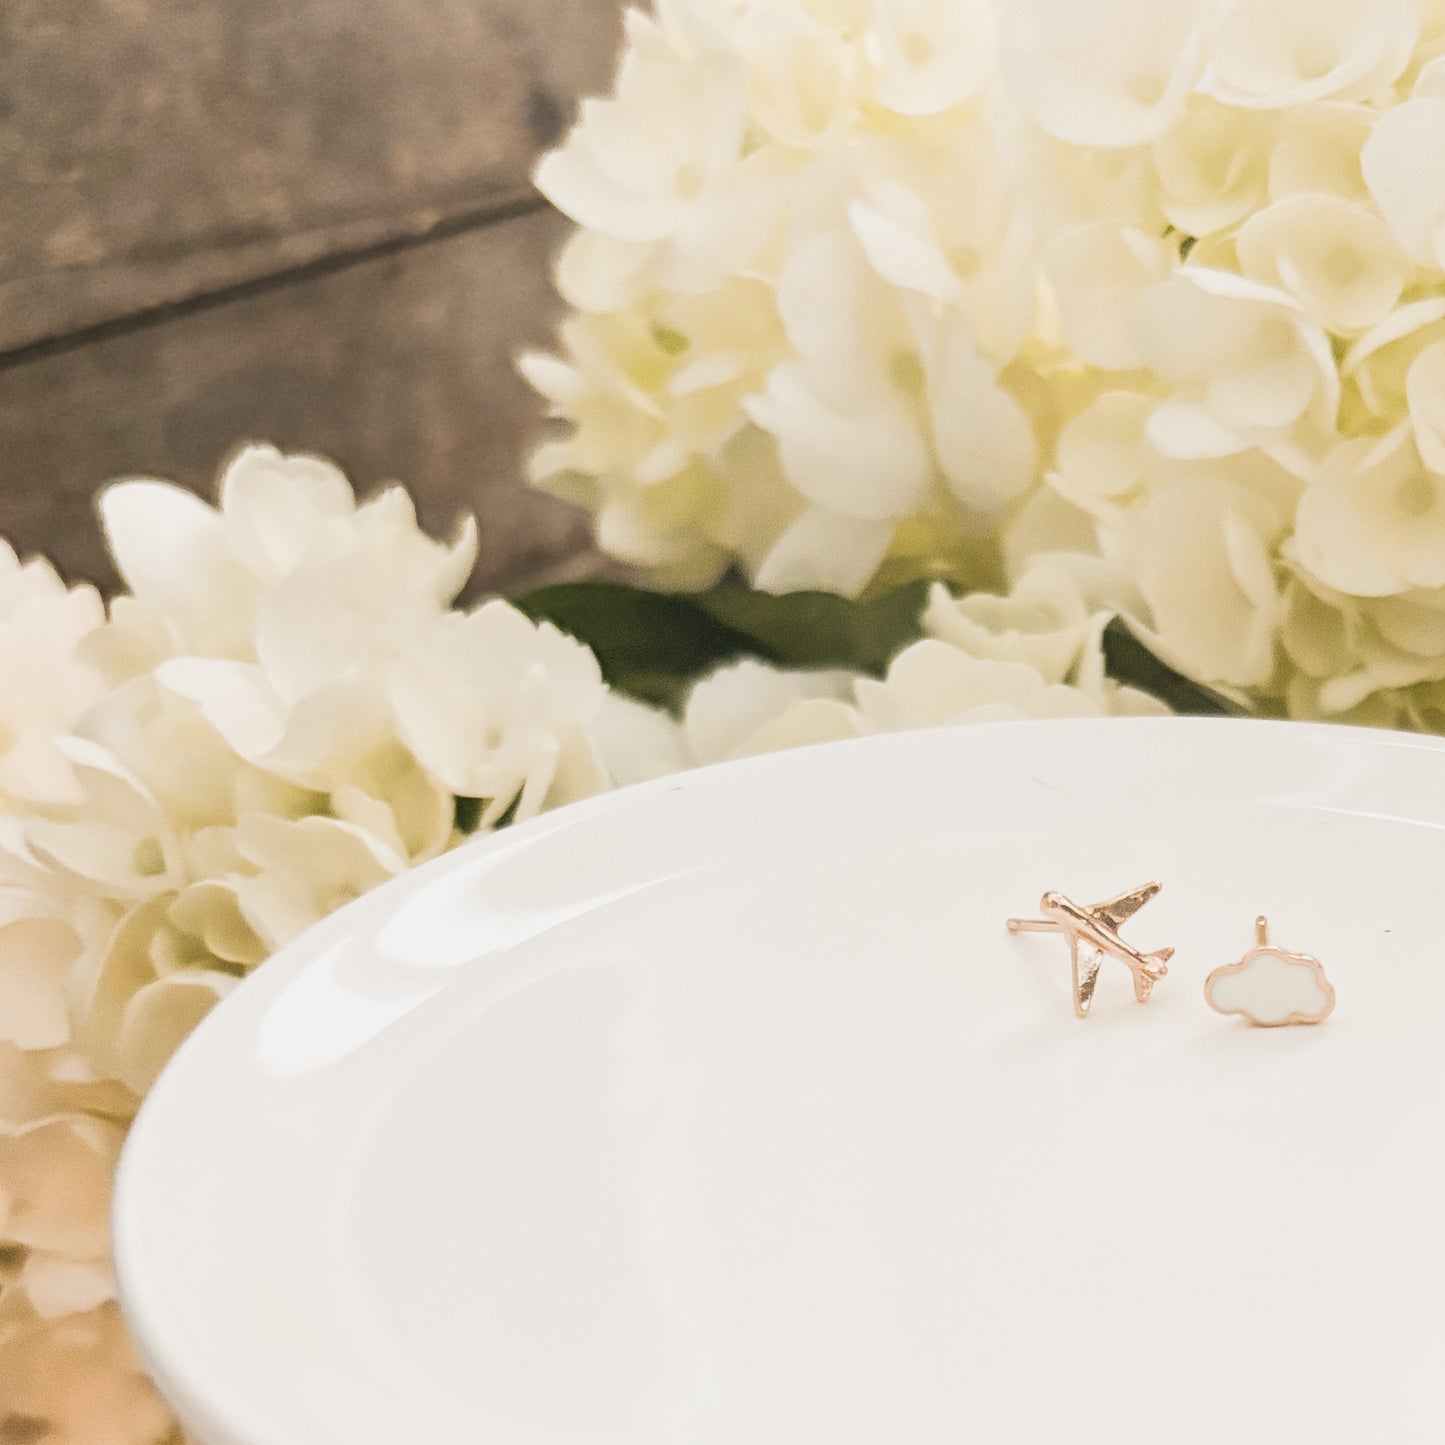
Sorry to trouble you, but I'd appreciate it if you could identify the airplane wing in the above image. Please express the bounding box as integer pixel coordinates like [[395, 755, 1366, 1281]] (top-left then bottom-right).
[[1069, 934, 1107, 1017], [1091, 881, 1161, 931]]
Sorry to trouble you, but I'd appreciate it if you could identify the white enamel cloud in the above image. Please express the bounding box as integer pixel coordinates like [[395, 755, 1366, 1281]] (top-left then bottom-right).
[[1204, 946, 1336, 1027]]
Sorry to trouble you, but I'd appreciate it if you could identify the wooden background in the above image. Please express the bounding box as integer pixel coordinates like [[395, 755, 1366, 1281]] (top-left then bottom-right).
[[0, 0, 629, 595]]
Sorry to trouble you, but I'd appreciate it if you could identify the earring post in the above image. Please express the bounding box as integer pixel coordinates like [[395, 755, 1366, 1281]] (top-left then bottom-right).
[[1006, 918, 1062, 934]]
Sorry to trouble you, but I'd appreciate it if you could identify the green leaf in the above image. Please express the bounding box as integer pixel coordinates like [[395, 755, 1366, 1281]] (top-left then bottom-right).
[[520, 580, 1240, 720], [1101, 617, 1244, 716], [453, 795, 484, 835], [515, 579, 933, 707], [693, 579, 932, 673]]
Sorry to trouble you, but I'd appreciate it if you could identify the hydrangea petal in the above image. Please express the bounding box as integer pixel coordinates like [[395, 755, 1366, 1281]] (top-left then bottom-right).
[[1154, 98, 1273, 236], [1206, 0, 1418, 109], [1046, 224, 1174, 369], [1002, 0, 1207, 147], [0, 919, 80, 1051], [1408, 341, 1445, 475], [752, 360, 932, 521], [1362, 96, 1445, 265], [19, 1253, 116, 1320], [218, 444, 355, 580], [1293, 429, 1437, 596], [1237, 194, 1406, 334], [590, 694, 690, 787], [1053, 390, 1159, 504], [1126, 479, 1283, 686], [868, 0, 997, 116], [923, 569, 1091, 684], [0, 1303, 174, 1445], [0, 1114, 121, 1257], [684, 661, 856, 764], [1268, 102, 1374, 201], [98, 482, 257, 656], [753, 507, 895, 596], [113, 968, 238, 1094]]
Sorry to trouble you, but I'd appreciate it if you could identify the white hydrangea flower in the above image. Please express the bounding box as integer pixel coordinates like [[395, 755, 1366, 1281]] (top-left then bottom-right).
[[0, 1068, 150, 1438], [1046, 388, 1224, 526], [1280, 572, 1445, 721], [529, 0, 1445, 733], [1268, 102, 1375, 202], [0, 1114, 122, 1315], [747, 221, 1035, 594], [1294, 426, 1445, 596], [0, 1043, 132, 1136], [921, 570, 1092, 683], [1124, 477, 1288, 688], [1044, 224, 1176, 370], [588, 693, 691, 787], [678, 564, 1167, 766], [388, 600, 616, 826], [1236, 193, 1408, 335], [0, 544, 104, 813], [1013, 122, 1166, 236], [846, 124, 1038, 364], [683, 660, 862, 763], [0, 1302, 173, 1445], [1153, 97, 1275, 238], [1136, 269, 1338, 458], [1407, 338, 1445, 470], [231, 814, 404, 952], [865, 0, 998, 117], [98, 444, 476, 679], [6, 689, 251, 1093], [521, 281, 786, 588], [734, 3, 863, 148], [856, 641, 1108, 728], [1362, 95, 1445, 268], [534, 10, 747, 245], [921, 566, 1171, 715], [1205, 0, 1418, 110], [102, 450, 468, 802], [1001, 0, 1210, 147], [0, 447, 657, 1104], [1341, 296, 1445, 422], [0, 911, 82, 1054]]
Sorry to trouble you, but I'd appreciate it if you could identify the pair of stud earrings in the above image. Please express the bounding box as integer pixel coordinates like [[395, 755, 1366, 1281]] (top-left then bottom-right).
[[1007, 882, 1337, 1026]]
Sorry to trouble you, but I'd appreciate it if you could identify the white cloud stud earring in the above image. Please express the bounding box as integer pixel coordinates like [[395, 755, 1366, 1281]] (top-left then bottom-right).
[[1203, 916, 1336, 1027]]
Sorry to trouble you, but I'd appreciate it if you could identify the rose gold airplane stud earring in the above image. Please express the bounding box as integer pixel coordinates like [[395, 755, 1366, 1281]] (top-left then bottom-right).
[[1007, 882, 1174, 1018], [1203, 916, 1336, 1027]]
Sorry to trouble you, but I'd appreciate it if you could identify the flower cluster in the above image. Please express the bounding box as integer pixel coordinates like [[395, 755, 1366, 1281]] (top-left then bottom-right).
[[0, 446, 673, 1440], [0, 545, 173, 1441], [680, 560, 1167, 763], [528, 0, 1445, 726]]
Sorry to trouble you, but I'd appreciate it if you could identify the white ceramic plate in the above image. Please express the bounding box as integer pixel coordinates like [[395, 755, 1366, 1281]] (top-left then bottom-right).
[[115, 718, 1445, 1445]]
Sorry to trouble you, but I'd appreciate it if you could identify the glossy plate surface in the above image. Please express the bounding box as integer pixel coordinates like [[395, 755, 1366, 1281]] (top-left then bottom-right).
[[115, 719, 1445, 1444]]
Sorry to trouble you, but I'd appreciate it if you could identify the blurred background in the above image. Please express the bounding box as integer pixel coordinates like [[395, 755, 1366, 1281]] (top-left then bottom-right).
[[0, 0, 628, 595]]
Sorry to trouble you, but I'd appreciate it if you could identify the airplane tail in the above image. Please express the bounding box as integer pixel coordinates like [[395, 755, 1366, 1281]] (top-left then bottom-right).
[[1134, 948, 1173, 1002]]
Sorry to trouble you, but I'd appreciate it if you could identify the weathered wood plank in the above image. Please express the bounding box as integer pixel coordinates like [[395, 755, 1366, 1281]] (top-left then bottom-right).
[[0, 206, 602, 595], [0, 0, 624, 352]]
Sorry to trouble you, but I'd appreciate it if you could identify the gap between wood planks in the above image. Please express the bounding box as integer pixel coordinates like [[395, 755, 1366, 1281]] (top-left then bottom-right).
[[0, 188, 549, 374]]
